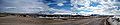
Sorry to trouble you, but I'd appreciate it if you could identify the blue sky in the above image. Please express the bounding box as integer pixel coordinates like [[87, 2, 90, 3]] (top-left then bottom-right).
[[0, 0, 120, 15]]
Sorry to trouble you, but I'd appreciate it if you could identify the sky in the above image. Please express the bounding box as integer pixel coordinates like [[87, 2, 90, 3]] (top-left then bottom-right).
[[0, 0, 120, 15]]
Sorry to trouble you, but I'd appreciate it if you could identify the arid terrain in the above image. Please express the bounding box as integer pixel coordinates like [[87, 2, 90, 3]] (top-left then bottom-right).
[[0, 15, 110, 25]]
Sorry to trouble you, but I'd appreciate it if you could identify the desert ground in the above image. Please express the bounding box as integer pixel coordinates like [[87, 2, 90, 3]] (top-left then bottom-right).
[[0, 15, 110, 25]]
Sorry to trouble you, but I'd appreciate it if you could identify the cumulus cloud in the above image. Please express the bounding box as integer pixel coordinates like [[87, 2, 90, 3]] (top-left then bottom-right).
[[0, 0, 120, 15]]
